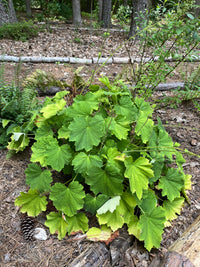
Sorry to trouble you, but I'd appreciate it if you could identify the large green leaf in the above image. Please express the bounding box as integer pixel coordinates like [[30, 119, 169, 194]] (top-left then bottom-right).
[[45, 212, 68, 240], [72, 152, 103, 175], [66, 213, 89, 235], [69, 115, 105, 151], [158, 130, 175, 159], [15, 189, 47, 217], [134, 97, 153, 117], [139, 190, 157, 213], [84, 194, 109, 215], [45, 143, 72, 172], [40, 99, 66, 119], [107, 116, 130, 140], [163, 197, 185, 223], [49, 181, 85, 217], [158, 168, 185, 201], [124, 157, 154, 199], [31, 136, 72, 171], [114, 96, 137, 121], [7, 132, 29, 152], [97, 198, 132, 231], [86, 167, 123, 196], [135, 112, 154, 144], [25, 163, 52, 192], [150, 126, 175, 159], [138, 206, 166, 251], [66, 92, 99, 117], [31, 136, 53, 167], [35, 125, 53, 140]]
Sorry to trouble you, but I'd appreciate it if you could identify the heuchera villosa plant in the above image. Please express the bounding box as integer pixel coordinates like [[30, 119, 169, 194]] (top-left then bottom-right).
[[15, 78, 191, 251]]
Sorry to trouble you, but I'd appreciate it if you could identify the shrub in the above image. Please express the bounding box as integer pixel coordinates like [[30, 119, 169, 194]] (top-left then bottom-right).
[[125, 0, 200, 99], [0, 21, 42, 41], [15, 78, 191, 251]]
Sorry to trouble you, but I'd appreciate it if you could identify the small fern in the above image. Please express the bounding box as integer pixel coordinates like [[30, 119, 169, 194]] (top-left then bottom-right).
[[0, 81, 39, 149]]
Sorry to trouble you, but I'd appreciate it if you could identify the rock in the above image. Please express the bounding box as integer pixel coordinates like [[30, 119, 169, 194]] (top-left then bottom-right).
[[33, 227, 48, 241], [37, 86, 61, 96], [190, 139, 198, 146]]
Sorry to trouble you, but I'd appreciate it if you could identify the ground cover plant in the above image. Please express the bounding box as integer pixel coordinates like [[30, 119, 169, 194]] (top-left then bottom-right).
[[14, 77, 192, 251], [0, 64, 39, 150], [0, 20, 42, 41]]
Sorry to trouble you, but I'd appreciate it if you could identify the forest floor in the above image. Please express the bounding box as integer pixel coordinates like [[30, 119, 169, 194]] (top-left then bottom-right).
[[0, 22, 200, 266]]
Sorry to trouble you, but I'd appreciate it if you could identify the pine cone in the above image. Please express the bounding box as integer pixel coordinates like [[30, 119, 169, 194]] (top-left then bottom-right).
[[20, 216, 36, 241]]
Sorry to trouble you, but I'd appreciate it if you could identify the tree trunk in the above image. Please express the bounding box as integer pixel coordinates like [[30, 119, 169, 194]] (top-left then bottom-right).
[[98, 0, 103, 22], [102, 0, 112, 28], [128, 0, 151, 38], [0, 0, 17, 25], [25, 0, 32, 18], [194, 0, 200, 17], [72, 0, 82, 25]]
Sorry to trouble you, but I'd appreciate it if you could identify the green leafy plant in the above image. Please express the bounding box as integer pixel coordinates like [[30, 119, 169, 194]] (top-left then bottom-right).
[[114, 4, 132, 25], [0, 64, 40, 150], [0, 20, 42, 41], [15, 78, 191, 251], [73, 37, 81, 43], [22, 69, 69, 95]]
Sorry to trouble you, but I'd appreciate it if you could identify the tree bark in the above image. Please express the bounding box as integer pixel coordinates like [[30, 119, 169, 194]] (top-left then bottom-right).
[[0, 0, 17, 25], [72, 0, 82, 25], [25, 0, 32, 18], [128, 0, 151, 38], [194, 0, 200, 17], [98, 0, 103, 22], [102, 0, 112, 28]]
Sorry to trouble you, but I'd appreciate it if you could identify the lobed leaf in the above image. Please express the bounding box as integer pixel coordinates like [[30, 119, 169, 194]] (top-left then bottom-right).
[[124, 157, 154, 199], [107, 116, 130, 140], [66, 213, 89, 235], [25, 163, 52, 192], [15, 189, 47, 217], [45, 212, 68, 240], [86, 167, 123, 196], [158, 168, 185, 201], [40, 99, 66, 119], [72, 152, 103, 175], [135, 112, 154, 144], [69, 115, 105, 151], [114, 96, 137, 122], [163, 197, 185, 223], [50, 181, 85, 217], [138, 206, 166, 251]]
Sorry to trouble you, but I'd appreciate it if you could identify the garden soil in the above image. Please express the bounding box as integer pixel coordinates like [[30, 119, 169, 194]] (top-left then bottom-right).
[[0, 23, 200, 266]]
